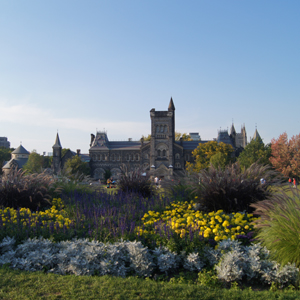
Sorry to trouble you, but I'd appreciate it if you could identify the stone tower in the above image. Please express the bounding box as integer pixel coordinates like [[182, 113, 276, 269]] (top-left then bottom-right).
[[52, 133, 62, 174], [149, 98, 175, 176]]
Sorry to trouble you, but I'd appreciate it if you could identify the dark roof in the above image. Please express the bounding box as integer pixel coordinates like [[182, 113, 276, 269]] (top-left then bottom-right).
[[53, 133, 62, 148], [3, 158, 28, 169], [12, 145, 29, 155], [168, 97, 175, 111]]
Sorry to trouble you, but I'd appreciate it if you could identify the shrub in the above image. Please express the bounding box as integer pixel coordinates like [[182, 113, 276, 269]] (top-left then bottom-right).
[[0, 167, 59, 210], [117, 165, 154, 198], [251, 188, 300, 268], [189, 162, 283, 213]]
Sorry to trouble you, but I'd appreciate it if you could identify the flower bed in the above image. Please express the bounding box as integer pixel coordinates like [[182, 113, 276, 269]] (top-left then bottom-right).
[[138, 199, 256, 244]]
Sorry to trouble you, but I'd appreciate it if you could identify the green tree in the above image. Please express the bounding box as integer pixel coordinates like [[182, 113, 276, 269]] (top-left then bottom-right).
[[0, 147, 14, 173], [64, 155, 91, 176], [210, 151, 231, 170], [186, 141, 234, 173], [23, 150, 45, 174], [238, 137, 272, 169]]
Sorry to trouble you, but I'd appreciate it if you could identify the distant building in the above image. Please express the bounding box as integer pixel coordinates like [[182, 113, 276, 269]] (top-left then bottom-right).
[[0, 137, 10, 148], [51, 133, 90, 174], [2, 145, 30, 175]]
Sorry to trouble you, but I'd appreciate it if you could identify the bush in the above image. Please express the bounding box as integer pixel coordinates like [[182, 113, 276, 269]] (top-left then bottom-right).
[[251, 188, 300, 268], [117, 165, 154, 198], [0, 167, 59, 210], [189, 162, 283, 213]]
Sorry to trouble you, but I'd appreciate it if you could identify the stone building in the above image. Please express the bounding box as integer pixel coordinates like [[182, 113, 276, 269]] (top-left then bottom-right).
[[2, 144, 30, 175], [0, 137, 10, 148], [89, 99, 206, 180]]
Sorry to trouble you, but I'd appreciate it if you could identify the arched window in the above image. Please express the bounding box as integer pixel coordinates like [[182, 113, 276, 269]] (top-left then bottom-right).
[[117, 154, 120, 161], [157, 150, 161, 157], [111, 154, 115, 161], [97, 154, 100, 161], [175, 162, 181, 168], [156, 126, 160, 133], [126, 154, 130, 161], [164, 125, 168, 133], [175, 153, 180, 159], [135, 154, 139, 161], [185, 154, 190, 161], [162, 149, 166, 157], [145, 153, 149, 159], [160, 125, 164, 133]]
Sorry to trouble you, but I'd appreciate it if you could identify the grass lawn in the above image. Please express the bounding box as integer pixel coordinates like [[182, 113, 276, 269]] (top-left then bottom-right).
[[1, 267, 300, 300]]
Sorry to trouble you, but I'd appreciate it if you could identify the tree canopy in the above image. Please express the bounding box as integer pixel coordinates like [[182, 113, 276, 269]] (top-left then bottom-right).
[[238, 137, 271, 169], [22, 150, 52, 174], [0, 147, 14, 173], [175, 132, 192, 141], [64, 155, 91, 176], [186, 141, 234, 173], [269, 132, 300, 178]]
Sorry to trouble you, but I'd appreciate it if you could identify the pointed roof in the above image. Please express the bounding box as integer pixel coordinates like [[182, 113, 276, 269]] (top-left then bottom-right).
[[168, 97, 175, 111], [12, 144, 29, 155], [230, 123, 236, 135], [253, 129, 261, 141], [53, 133, 62, 148]]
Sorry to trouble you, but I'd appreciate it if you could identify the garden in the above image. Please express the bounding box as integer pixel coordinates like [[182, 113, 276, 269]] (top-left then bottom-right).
[[1, 163, 300, 299]]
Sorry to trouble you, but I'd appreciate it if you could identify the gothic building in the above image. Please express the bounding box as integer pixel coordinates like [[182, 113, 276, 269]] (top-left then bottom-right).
[[52, 98, 257, 179], [89, 98, 237, 180]]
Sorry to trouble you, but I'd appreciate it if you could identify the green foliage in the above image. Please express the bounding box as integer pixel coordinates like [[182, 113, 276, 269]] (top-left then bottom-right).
[[0, 167, 58, 210], [23, 150, 44, 174], [251, 188, 300, 267], [197, 269, 223, 288], [190, 162, 283, 213], [117, 165, 154, 198], [52, 168, 93, 197], [238, 137, 272, 169], [64, 155, 91, 177], [186, 141, 234, 173], [141, 134, 151, 141], [0, 147, 14, 174], [210, 152, 232, 170]]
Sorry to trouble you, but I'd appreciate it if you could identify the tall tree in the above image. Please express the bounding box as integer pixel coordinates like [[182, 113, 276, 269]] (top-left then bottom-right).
[[270, 132, 300, 178], [23, 150, 44, 174], [64, 155, 91, 176], [0, 147, 14, 173], [186, 141, 234, 173], [238, 137, 272, 169]]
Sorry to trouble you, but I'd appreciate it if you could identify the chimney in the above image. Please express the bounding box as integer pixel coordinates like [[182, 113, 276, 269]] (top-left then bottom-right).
[[76, 149, 81, 155]]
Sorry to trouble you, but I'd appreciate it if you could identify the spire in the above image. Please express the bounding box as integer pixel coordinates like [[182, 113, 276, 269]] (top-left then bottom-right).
[[253, 128, 262, 142], [230, 123, 236, 135], [168, 97, 175, 111], [53, 133, 62, 148]]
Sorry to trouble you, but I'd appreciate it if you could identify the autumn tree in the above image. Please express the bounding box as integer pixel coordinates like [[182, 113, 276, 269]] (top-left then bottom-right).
[[64, 155, 91, 176], [175, 132, 192, 141], [141, 134, 151, 141], [186, 141, 234, 173], [270, 132, 300, 178], [238, 137, 272, 169]]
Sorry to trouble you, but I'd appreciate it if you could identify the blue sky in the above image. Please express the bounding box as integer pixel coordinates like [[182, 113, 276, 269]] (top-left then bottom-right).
[[1, 1, 299, 154]]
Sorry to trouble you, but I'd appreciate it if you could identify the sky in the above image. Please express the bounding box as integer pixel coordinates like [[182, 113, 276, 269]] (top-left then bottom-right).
[[1, 1, 299, 154]]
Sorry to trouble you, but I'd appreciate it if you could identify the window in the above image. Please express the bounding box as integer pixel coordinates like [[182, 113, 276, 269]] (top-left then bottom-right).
[[126, 154, 130, 161], [164, 125, 168, 133], [135, 154, 139, 161], [185, 154, 190, 161], [111, 154, 115, 161], [162, 149, 166, 157], [157, 150, 161, 157], [175, 153, 180, 159], [175, 162, 181, 168]]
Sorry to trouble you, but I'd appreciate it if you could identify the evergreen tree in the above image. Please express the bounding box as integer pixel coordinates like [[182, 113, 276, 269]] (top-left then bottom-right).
[[238, 137, 271, 169]]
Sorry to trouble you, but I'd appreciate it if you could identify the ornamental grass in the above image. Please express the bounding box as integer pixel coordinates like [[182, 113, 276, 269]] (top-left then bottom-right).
[[251, 187, 300, 268], [189, 162, 284, 213]]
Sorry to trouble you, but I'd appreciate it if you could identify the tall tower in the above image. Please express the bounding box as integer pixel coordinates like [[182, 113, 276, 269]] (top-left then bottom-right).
[[150, 98, 175, 172], [52, 133, 62, 174]]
